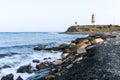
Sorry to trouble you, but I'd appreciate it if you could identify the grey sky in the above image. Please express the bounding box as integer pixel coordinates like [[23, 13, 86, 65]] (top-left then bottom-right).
[[0, 0, 120, 32]]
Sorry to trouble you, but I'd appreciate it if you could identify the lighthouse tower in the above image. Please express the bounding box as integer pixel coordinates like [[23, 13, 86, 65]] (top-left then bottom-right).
[[91, 14, 95, 25]]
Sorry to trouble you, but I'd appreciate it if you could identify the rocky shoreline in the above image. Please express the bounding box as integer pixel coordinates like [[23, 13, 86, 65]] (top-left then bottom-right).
[[1, 32, 120, 80]]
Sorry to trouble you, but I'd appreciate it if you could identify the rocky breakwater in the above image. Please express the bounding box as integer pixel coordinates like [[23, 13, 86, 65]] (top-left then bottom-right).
[[28, 33, 108, 80], [1, 33, 118, 80]]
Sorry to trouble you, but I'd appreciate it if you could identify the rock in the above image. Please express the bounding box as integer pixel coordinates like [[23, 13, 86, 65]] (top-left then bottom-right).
[[86, 45, 96, 50], [16, 76, 23, 80], [32, 59, 40, 63], [36, 63, 46, 69], [45, 75, 55, 79], [53, 60, 63, 65], [63, 49, 71, 53], [1, 73, 14, 80], [61, 53, 69, 59], [78, 43, 89, 48], [94, 38, 104, 43], [17, 64, 32, 73], [59, 43, 68, 48], [77, 48, 86, 54], [34, 45, 46, 50], [26, 68, 50, 80], [86, 45, 96, 57], [75, 38, 89, 44], [66, 64, 73, 69], [0, 65, 11, 70], [43, 58, 48, 60], [74, 57, 83, 63], [69, 45, 78, 52]]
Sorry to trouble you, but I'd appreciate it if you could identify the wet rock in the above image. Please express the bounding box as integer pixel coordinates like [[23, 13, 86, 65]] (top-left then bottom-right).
[[26, 68, 50, 80], [32, 59, 40, 63], [0, 65, 11, 70], [43, 58, 47, 60], [16, 76, 23, 80], [1, 73, 14, 80], [34, 45, 46, 50], [36, 63, 46, 69], [61, 53, 69, 59], [45, 74, 55, 79], [53, 60, 63, 65], [59, 43, 68, 48], [17, 64, 32, 73]]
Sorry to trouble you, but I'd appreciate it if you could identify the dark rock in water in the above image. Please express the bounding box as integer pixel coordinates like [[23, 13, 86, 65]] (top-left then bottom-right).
[[0, 65, 11, 70], [43, 58, 47, 60], [16, 76, 23, 80], [17, 64, 32, 73], [26, 68, 50, 80], [1, 73, 14, 80], [32, 59, 40, 63], [48, 57, 51, 59], [36, 63, 46, 70], [34, 45, 46, 50]]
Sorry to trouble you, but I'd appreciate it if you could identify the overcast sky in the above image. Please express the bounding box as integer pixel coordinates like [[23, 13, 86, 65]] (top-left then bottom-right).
[[0, 0, 120, 32]]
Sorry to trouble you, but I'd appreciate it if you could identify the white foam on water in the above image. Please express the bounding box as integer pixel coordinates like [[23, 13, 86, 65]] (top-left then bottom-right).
[[0, 51, 62, 80]]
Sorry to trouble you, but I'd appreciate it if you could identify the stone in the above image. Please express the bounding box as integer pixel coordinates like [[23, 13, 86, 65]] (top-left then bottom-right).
[[78, 43, 89, 49], [0, 65, 11, 70], [17, 64, 32, 73], [94, 38, 104, 43], [43, 58, 48, 60], [36, 63, 46, 69], [86, 45, 96, 50], [53, 60, 63, 65], [26, 68, 50, 80], [66, 64, 73, 69], [61, 53, 69, 59], [74, 38, 89, 44], [74, 57, 83, 62], [59, 43, 68, 48], [32, 59, 40, 63], [34, 45, 46, 50], [45, 74, 55, 79], [1, 73, 14, 80], [63, 49, 71, 53], [69, 45, 78, 52], [16, 76, 23, 80], [77, 48, 86, 54]]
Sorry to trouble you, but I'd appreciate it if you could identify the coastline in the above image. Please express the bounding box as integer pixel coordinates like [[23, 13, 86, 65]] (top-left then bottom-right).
[[1, 32, 120, 80]]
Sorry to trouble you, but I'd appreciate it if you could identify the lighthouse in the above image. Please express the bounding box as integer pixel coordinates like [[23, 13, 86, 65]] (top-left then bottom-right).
[[91, 14, 95, 25]]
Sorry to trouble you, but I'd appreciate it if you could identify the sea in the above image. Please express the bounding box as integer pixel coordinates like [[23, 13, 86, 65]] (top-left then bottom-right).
[[0, 32, 88, 80]]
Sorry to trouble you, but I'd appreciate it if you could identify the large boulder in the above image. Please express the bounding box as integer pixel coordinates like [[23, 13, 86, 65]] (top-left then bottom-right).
[[17, 64, 32, 73], [1, 73, 14, 80]]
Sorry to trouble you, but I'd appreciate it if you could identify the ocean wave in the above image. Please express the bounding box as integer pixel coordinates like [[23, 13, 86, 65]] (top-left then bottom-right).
[[0, 42, 58, 50]]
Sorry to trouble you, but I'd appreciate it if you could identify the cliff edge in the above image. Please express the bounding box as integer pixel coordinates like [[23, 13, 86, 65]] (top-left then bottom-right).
[[66, 25, 120, 33]]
